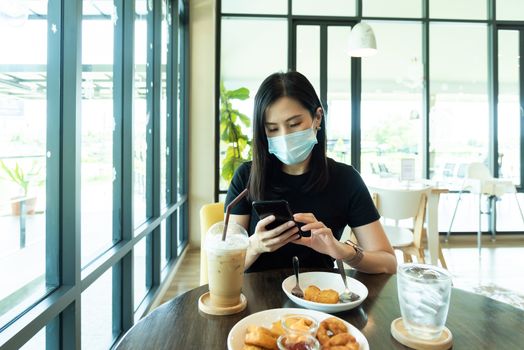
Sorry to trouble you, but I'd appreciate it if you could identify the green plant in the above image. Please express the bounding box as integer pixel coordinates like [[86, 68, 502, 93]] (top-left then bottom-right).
[[0, 160, 42, 197], [220, 81, 252, 183]]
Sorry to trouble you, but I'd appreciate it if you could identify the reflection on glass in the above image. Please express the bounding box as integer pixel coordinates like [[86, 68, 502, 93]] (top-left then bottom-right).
[[219, 18, 287, 190], [81, 3, 115, 266], [429, 23, 488, 180], [361, 22, 423, 179], [160, 2, 168, 209], [222, 0, 287, 15], [134, 0, 149, 228], [292, 0, 355, 16], [326, 26, 352, 165], [497, 30, 520, 185], [497, 0, 524, 20], [0, 2, 48, 328], [430, 0, 486, 20], [134, 236, 147, 309], [81, 268, 113, 350], [296, 25, 320, 96], [363, 0, 421, 18]]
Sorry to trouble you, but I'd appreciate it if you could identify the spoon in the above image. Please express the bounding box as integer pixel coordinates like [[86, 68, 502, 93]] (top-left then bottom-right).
[[335, 259, 360, 302]]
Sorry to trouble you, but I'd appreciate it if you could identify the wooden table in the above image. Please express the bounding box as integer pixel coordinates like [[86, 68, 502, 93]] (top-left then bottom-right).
[[115, 269, 524, 349]]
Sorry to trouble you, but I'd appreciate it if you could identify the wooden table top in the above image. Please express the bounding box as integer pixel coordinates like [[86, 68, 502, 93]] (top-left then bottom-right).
[[115, 269, 524, 349]]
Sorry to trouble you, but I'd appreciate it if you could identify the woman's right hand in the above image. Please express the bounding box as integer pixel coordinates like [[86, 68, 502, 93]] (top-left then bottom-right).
[[248, 215, 300, 255]]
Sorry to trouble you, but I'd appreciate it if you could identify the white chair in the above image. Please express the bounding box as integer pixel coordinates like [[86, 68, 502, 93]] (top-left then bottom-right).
[[446, 162, 524, 254], [368, 185, 447, 268]]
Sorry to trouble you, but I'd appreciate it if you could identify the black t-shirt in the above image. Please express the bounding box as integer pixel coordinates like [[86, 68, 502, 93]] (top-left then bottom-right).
[[225, 158, 379, 272]]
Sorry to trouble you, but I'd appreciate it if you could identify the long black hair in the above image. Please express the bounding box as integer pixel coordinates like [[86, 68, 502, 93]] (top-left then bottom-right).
[[248, 71, 329, 200]]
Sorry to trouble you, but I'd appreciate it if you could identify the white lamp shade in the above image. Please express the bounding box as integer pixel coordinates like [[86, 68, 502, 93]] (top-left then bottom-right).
[[348, 22, 377, 57]]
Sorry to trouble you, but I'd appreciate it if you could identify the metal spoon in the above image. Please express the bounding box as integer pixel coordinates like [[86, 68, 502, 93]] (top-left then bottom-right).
[[291, 256, 304, 298], [335, 259, 360, 302]]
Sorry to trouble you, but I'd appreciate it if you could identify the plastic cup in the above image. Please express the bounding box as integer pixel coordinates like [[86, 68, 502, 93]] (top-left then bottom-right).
[[277, 333, 320, 350], [397, 263, 452, 340], [204, 221, 249, 308]]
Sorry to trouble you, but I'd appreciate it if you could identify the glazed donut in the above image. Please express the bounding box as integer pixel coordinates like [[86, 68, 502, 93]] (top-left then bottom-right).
[[242, 345, 266, 350], [319, 325, 359, 350], [316, 317, 348, 346], [245, 326, 277, 350]]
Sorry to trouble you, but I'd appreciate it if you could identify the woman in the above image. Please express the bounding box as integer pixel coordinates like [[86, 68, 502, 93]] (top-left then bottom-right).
[[225, 71, 396, 274]]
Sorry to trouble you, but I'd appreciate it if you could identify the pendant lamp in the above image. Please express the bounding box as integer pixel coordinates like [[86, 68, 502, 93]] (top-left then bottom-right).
[[348, 22, 377, 57]]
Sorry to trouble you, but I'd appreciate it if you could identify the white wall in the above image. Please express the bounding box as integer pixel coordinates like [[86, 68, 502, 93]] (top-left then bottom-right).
[[189, 0, 216, 247]]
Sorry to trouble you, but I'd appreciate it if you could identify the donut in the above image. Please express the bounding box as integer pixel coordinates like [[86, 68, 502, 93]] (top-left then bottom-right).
[[316, 317, 348, 346]]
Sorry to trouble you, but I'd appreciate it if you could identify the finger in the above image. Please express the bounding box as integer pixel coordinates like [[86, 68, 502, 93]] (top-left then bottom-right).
[[300, 221, 326, 231], [291, 236, 312, 247], [264, 226, 299, 247], [265, 220, 297, 239], [256, 215, 275, 231], [293, 213, 317, 224]]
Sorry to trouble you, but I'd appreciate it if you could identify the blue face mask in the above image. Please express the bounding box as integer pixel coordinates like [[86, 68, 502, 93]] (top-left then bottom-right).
[[267, 126, 318, 165]]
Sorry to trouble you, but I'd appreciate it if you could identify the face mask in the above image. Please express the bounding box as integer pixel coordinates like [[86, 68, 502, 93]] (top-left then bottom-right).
[[267, 126, 318, 165]]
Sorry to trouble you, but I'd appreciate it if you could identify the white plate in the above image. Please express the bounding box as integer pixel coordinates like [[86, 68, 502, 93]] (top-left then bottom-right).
[[282, 271, 368, 313], [227, 308, 369, 350]]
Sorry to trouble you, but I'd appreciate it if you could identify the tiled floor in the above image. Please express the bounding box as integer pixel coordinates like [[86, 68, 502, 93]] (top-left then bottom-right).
[[155, 235, 524, 311]]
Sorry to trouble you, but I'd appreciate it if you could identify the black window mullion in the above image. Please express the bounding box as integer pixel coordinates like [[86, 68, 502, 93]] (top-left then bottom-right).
[[167, 0, 179, 261], [319, 25, 327, 113], [149, 0, 163, 288], [520, 29, 524, 189], [60, 0, 82, 348], [422, 0, 430, 179]]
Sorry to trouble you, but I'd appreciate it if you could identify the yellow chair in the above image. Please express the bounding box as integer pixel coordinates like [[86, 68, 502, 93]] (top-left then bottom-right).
[[199, 202, 224, 285]]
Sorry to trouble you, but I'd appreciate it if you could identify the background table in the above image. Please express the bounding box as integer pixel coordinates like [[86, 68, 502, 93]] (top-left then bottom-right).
[[116, 269, 524, 349]]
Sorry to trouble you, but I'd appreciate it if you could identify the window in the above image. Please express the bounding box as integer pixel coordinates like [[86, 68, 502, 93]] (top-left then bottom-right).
[[0, 0, 50, 329], [81, 0, 115, 266], [1, 1, 189, 348]]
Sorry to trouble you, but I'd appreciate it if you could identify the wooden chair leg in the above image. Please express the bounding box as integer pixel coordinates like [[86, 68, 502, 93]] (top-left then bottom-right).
[[417, 249, 425, 263], [438, 247, 448, 269]]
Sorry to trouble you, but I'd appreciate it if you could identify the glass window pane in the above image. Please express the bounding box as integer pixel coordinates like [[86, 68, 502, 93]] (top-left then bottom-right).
[[497, 0, 524, 21], [81, 268, 113, 350], [134, 236, 147, 309], [222, 0, 287, 15], [219, 18, 287, 190], [361, 22, 423, 179], [497, 30, 520, 186], [134, 1, 149, 228], [429, 24, 488, 182], [0, 2, 49, 328], [292, 0, 356, 16], [296, 26, 320, 96], [81, 3, 115, 265], [363, 0, 421, 18], [326, 26, 352, 165], [430, 0, 487, 20]]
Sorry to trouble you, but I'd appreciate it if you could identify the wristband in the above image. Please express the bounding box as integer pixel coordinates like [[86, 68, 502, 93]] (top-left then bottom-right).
[[344, 240, 364, 267]]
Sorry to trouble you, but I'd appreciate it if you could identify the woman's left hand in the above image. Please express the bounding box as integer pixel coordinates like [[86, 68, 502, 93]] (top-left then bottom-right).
[[292, 213, 348, 259]]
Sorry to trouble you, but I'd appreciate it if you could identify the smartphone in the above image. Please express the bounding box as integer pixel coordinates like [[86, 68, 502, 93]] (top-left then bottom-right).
[[252, 200, 295, 231]]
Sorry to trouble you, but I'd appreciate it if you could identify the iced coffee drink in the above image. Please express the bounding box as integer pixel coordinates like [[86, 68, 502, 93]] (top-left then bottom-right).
[[205, 222, 249, 308]]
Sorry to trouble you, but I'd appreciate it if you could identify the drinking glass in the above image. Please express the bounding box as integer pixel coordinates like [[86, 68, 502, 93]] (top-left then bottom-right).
[[397, 263, 452, 340]]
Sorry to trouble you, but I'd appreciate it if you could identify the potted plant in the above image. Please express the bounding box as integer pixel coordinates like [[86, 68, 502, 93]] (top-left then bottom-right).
[[0, 159, 42, 215], [219, 81, 252, 184]]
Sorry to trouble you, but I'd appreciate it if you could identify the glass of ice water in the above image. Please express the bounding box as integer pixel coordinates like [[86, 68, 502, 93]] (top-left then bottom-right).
[[397, 263, 452, 340]]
